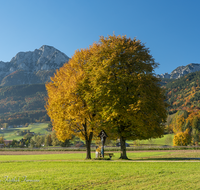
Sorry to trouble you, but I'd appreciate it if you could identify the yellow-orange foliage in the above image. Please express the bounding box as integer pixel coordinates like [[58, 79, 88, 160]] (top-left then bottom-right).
[[173, 128, 190, 146], [0, 136, 4, 144], [45, 48, 98, 159], [171, 112, 186, 134]]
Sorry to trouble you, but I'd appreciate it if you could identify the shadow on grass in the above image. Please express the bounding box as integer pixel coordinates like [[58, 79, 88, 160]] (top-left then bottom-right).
[[93, 157, 200, 161], [125, 157, 200, 161]]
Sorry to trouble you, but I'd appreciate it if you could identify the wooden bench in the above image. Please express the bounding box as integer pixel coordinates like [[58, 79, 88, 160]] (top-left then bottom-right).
[[104, 153, 114, 159]]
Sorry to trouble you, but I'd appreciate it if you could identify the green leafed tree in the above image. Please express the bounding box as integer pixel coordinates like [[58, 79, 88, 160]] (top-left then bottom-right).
[[82, 35, 168, 159]]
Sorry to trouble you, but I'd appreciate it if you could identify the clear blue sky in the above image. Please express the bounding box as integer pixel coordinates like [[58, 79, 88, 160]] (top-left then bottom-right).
[[0, 0, 200, 74]]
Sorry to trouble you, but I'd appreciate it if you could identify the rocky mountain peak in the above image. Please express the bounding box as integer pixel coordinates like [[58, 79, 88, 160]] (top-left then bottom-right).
[[157, 63, 200, 79], [0, 45, 70, 86], [39, 45, 54, 51]]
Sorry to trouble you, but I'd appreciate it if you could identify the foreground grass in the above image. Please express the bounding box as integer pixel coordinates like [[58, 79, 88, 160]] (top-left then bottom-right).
[[0, 151, 200, 189], [0, 161, 200, 189]]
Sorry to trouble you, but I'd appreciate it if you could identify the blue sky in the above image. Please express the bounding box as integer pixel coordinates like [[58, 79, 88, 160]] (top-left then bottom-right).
[[0, 0, 200, 74]]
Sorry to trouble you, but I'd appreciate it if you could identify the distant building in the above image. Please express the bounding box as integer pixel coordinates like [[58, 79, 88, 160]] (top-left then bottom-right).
[[4, 140, 13, 146]]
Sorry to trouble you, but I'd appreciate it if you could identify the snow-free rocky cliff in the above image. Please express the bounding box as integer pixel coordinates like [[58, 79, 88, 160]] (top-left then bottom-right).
[[157, 63, 200, 79], [0, 45, 70, 86]]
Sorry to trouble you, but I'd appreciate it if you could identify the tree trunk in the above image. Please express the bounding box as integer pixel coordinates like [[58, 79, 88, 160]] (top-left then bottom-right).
[[85, 132, 93, 159], [119, 136, 128, 159]]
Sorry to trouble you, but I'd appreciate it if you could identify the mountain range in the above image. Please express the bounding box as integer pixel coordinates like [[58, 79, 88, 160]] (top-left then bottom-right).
[[157, 63, 200, 79], [0, 45, 69, 86], [1, 45, 200, 86]]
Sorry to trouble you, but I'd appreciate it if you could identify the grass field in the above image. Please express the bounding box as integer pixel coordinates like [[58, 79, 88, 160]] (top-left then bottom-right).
[[0, 151, 200, 189], [127, 134, 174, 147], [0, 123, 49, 140]]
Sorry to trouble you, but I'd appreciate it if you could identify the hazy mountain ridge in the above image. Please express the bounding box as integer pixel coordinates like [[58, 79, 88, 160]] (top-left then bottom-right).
[[157, 63, 200, 79], [0, 45, 69, 86]]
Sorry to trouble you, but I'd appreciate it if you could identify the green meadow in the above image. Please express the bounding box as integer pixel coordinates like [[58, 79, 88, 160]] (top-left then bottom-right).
[[1, 123, 49, 140], [127, 134, 175, 147], [0, 151, 200, 189]]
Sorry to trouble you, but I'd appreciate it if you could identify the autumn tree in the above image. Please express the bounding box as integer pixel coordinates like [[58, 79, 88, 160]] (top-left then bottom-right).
[[191, 116, 200, 145], [45, 49, 98, 159], [191, 128, 199, 145], [170, 110, 188, 134], [44, 134, 52, 146], [173, 128, 191, 146], [51, 130, 61, 147], [82, 35, 168, 159], [0, 136, 4, 144], [192, 116, 198, 129]]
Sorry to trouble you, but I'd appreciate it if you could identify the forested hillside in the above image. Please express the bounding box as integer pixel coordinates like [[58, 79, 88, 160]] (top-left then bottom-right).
[[164, 71, 200, 113], [163, 71, 200, 146], [0, 84, 49, 125]]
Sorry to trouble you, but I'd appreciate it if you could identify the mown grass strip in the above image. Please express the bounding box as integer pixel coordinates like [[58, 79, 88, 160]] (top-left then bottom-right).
[[1, 151, 200, 162], [0, 152, 170, 162]]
